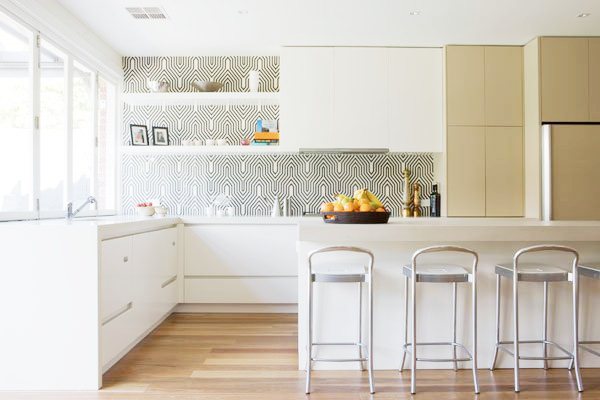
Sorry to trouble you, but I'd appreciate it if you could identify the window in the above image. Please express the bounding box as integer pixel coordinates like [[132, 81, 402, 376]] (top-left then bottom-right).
[[0, 15, 33, 215], [0, 10, 118, 221]]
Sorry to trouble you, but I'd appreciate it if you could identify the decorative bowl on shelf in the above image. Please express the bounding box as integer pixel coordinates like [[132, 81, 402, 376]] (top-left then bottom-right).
[[136, 205, 155, 216], [147, 81, 170, 93], [192, 81, 223, 92]]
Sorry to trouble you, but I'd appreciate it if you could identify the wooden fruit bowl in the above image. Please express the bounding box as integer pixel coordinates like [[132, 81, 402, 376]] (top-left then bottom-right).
[[321, 211, 391, 224]]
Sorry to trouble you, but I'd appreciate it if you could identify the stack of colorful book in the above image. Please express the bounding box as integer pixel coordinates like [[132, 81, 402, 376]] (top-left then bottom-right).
[[252, 119, 279, 146], [253, 131, 280, 146]]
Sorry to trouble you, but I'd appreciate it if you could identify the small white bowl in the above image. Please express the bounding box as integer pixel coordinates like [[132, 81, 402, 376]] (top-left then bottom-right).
[[154, 206, 168, 216], [205, 139, 215, 146], [136, 206, 155, 216], [217, 139, 227, 146]]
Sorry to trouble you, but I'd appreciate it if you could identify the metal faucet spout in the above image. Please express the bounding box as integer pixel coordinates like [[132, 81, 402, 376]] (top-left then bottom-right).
[[66, 196, 97, 219]]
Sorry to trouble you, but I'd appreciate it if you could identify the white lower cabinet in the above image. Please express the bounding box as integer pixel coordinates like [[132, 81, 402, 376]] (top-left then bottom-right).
[[100, 227, 178, 370], [184, 225, 298, 303]]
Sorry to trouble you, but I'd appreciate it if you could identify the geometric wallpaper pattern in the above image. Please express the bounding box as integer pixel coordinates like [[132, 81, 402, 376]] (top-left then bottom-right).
[[123, 104, 279, 145], [121, 153, 435, 217], [123, 56, 279, 93]]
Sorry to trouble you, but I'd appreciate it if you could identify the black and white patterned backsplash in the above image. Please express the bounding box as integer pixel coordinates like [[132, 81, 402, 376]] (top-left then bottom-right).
[[123, 104, 280, 145], [123, 56, 279, 93], [121, 153, 435, 217]]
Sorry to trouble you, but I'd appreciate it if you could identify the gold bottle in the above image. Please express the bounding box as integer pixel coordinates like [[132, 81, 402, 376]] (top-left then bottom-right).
[[402, 168, 412, 218], [413, 183, 422, 217]]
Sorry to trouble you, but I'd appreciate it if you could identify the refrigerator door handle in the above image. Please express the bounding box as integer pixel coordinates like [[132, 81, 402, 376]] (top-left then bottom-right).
[[541, 125, 552, 221]]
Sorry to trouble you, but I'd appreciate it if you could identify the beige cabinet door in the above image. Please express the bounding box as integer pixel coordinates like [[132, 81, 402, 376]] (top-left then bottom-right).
[[540, 37, 589, 122], [446, 46, 485, 126], [447, 126, 486, 216], [551, 125, 600, 220], [590, 38, 600, 122], [485, 47, 523, 126], [485, 127, 523, 216]]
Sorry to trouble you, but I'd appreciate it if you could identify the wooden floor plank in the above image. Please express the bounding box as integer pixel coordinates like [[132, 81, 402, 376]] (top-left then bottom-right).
[[4, 312, 600, 399]]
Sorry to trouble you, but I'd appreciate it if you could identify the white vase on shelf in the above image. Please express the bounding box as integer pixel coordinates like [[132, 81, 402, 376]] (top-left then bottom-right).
[[249, 70, 260, 93]]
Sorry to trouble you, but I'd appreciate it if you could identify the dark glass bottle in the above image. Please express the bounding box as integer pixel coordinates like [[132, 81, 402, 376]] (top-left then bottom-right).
[[430, 184, 441, 217]]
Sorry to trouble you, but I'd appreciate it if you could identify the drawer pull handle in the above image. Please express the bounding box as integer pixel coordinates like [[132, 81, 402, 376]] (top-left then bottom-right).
[[123, 256, 128, 263], [102, 302, 133, 326], [172, 241, 176, 246], [161, 275, 177, 288]]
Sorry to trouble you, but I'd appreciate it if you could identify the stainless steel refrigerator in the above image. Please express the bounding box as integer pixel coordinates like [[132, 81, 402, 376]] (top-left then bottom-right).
[[542, 123, 600, 220]]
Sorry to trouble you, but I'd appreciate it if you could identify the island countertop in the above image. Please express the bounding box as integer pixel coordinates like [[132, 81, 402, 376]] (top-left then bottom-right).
[[299, 217, 600, 242]]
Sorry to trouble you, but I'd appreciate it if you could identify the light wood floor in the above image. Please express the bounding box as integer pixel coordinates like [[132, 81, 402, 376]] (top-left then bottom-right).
[[4, 313, 600, 399]]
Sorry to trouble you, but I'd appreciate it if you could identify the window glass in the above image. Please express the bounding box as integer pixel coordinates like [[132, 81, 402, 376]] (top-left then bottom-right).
[[0, 17, 32, 213], [39, 40, 66, 211], [72, 61, 94, 205], [96, 76, 116, 210]]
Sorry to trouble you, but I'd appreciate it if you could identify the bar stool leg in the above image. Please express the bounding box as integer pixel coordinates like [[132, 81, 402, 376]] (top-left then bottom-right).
[[490, 274, 501, 370], [411, 277, 417, 395], [452, 282, 458, 371], [368, 275, 375, 394], [399, 275, 408, 373], [472, 270, 480, 394], [305, 279, 313, 394], [513, 274, 520, 393], [572, 271, 583, 392], [543, 281, 549, 370], [358, 282, 365, 371]]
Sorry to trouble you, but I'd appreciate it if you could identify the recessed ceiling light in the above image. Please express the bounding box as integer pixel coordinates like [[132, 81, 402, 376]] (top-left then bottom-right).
[[577, 12, 591, 18], [237, 9, 248, 15], [409, 10, 421, 16]]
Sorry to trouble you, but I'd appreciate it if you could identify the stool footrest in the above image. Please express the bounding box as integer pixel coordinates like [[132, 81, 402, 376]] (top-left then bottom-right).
[[403, 341, 474, 362], [495, 340, 574, 360], [580, 342, 600, 357], [311, 358, 367, 363], [312, 342, 363, 346]]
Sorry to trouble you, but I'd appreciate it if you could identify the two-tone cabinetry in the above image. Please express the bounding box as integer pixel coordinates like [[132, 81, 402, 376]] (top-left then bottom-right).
[[446, 46, 524, 217], [100, 227, 178, 371], [280, 47, 443, 152], [538, 37, 600, 122]]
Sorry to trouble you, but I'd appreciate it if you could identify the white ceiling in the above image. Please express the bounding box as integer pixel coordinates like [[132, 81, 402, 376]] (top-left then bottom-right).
[[56, 0, 600, 55]]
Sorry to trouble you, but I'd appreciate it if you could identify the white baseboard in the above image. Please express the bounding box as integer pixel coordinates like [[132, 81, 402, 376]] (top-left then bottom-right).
[[175, 303, 298, 313]]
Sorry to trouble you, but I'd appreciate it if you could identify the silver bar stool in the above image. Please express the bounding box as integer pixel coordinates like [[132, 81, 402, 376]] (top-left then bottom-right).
[[577, 264, 600, 359], [490, 245, 583, 393], [399, 245, 479, 394], [306, 246, 375, 394]]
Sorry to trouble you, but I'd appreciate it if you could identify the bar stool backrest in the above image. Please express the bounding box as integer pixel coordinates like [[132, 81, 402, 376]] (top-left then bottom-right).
[[411, 245, 478, 280], [308, 246, 374, 276], [513, 245, 579, 276]]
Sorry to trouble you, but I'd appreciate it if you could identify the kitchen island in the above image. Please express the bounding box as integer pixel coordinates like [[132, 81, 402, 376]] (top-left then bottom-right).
[[297, 218, 600, 370]]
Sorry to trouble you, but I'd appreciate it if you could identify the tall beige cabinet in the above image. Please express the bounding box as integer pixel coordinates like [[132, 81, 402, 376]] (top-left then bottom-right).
[[445, 45, 524, 217]]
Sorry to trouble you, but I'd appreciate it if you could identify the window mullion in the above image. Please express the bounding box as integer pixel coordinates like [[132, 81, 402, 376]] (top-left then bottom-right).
[[31, 32, 40, 219], [92, 71, 98, 206], [65, 55, 73, 205]]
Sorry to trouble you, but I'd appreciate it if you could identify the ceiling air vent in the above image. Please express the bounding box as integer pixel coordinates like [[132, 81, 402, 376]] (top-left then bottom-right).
[[126, 7, 168, 20]]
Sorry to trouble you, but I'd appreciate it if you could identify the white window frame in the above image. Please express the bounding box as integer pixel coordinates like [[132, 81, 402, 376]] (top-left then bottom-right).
[[0, 10, 119, 221]]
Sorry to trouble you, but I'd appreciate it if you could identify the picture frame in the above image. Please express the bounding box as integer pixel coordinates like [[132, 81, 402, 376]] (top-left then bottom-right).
[[130, 124, 149, 146], [152, 126, 169, 146]]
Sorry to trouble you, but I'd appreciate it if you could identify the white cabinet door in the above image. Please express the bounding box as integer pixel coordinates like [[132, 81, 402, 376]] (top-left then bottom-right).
[[100, 236, 133, 322], [184, 225, 298, 303], [280, 47, 334, 149], [333, 47, 389, 148], [388, 48, 443, 152]]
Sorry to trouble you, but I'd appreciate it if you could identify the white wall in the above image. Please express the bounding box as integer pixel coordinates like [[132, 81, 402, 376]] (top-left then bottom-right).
[[0, 0, 122, 80]]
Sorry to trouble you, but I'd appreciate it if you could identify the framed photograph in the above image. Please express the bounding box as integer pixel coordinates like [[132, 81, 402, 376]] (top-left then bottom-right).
[[152, 126, 169, 146], [130, 124, 149, 146]]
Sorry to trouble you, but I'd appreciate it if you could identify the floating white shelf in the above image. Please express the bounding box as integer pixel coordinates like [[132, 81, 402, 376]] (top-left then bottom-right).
[[119, 145, 291, 155], [122, 92, 279, 106]]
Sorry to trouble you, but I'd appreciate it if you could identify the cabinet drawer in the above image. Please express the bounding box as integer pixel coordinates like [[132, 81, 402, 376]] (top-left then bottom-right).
[[184, 277, 298, 303], [100, 236, 133, 321], [185, 225, 297, 276], [101, 301, 136, 370]]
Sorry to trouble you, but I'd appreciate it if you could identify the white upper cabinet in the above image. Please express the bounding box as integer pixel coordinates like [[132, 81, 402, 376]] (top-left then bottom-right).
[[280, 47, 334, 150], [332, 47, 389, 148], [280, 46, 443, 151], [387, 48, 443, 152]]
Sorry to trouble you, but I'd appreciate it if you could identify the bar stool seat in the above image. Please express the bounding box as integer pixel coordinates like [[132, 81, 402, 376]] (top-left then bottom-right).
[[495, 263, 570, 282], [312, 264, 367, 283], [403, 264, 470, 283], [579, 264, 600, 279]]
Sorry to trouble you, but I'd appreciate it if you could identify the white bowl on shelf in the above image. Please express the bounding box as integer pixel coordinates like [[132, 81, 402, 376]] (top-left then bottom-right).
[[136, 206, 155, 216]]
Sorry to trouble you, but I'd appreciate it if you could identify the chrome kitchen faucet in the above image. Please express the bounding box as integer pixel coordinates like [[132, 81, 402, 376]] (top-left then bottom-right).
[[66, 196, 97, 219]]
